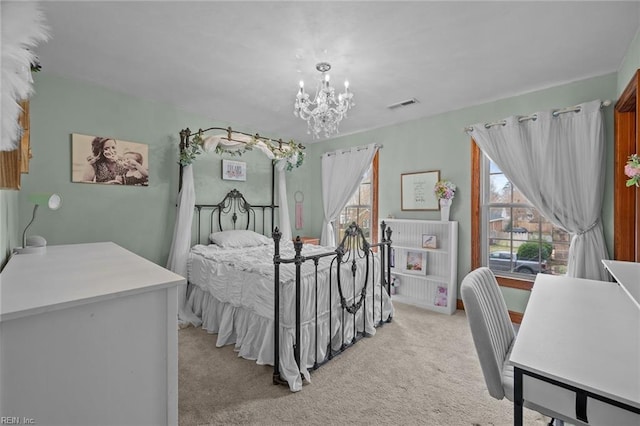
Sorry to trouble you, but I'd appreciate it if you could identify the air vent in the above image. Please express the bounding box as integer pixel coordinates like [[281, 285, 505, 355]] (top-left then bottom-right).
[[387, 98, 419, 109]]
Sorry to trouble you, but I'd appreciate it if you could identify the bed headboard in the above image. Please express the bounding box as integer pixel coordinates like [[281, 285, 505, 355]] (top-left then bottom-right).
[[193, 189, 277, 244]]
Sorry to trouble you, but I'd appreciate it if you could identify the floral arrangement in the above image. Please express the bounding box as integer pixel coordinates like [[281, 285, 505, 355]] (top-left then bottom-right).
[[434, 180, 456, 200], [179, 137, 203, 166], [625, 154, 640, 187], [179, 132, 305, 171]]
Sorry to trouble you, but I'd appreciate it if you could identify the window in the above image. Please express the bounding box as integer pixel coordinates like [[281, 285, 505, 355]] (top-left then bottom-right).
[[337, 151, 379, 244], [472, 141, 570, 289]]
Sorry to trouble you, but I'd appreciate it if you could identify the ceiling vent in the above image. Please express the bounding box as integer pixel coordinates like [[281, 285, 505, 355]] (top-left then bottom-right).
[[387, 98, 419, 109]]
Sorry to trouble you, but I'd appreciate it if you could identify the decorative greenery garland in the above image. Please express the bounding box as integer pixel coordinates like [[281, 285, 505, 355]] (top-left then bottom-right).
[[179, 132, 305, 171]]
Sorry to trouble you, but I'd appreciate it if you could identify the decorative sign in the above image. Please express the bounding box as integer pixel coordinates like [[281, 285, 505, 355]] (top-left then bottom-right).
[[222, 159, 247, 181], [401, 170, 440, 210]]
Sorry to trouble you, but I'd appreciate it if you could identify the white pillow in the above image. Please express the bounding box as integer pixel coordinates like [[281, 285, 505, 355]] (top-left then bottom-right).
[[209, 230, 271, 248]]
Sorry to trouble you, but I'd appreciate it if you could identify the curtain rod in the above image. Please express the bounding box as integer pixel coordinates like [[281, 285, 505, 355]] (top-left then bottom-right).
[[463, 100, 612, 133], [323, 143, 384, 157]]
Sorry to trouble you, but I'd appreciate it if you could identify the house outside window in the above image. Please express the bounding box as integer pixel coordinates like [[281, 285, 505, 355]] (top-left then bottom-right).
[[482, 157, 570, 279]]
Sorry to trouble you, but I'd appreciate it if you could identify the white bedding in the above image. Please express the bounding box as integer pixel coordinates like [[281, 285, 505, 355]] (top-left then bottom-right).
[[187, 240, 394, 391]]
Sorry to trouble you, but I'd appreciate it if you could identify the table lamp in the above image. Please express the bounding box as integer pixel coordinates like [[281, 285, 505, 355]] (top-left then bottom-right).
[[14, 193, 62, 254]]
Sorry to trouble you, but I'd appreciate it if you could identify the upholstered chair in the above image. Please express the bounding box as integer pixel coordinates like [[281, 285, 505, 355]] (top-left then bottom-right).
[[461, 267, 577, 426]]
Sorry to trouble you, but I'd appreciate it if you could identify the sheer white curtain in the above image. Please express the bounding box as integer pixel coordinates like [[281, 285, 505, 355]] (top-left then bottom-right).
[[166, 164, 201, 326], [275, 159, 292, 240], [320, 143, 378, 247], [469, 99, 609, 281]]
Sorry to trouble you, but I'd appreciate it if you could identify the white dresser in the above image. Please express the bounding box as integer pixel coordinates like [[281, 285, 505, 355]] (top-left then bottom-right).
[[0, 242, 186, 426]]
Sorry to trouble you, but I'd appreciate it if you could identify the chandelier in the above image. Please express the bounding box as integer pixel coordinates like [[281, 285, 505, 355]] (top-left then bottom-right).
[[294, 62, 354, 139]]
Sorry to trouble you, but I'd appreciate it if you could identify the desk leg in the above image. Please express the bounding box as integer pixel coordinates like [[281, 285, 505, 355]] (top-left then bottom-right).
[[514, 366, 523, 426]]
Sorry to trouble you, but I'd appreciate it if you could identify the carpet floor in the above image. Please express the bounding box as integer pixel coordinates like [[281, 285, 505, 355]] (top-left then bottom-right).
[[178, 301, 548, 425]]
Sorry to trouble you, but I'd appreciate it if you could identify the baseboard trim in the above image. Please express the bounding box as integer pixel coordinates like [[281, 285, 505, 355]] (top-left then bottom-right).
[[457, 299, 523, 324]]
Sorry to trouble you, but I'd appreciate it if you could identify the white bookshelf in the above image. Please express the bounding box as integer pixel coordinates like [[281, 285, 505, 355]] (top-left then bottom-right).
[[382, 219, 458, 315]]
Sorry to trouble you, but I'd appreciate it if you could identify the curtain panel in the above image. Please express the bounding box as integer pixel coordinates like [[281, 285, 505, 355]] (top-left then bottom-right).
[[320, 143, 378, 247], [469, 99, 609, 281]]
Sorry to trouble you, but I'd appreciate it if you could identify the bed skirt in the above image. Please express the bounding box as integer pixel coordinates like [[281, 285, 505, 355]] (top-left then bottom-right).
[[187, 282, 392, 391]]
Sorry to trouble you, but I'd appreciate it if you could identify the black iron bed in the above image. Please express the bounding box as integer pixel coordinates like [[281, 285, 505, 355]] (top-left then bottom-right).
[[185, 188, 394, 391], [178, 128, 394, 391]]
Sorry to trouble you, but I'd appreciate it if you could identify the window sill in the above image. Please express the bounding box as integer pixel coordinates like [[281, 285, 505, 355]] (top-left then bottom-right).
[[495, 275, 534, 291]]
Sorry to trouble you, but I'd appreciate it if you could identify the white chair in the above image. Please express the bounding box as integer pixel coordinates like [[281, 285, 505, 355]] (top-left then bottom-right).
[[461, 267, 577, 426]]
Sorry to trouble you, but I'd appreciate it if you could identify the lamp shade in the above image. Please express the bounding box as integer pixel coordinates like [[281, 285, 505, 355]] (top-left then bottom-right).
[[28, 193, 62, 210]]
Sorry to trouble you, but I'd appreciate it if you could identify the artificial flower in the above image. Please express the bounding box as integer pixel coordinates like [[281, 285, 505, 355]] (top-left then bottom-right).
[[434, 180, 456, 200], [625, 154, 640, 187]]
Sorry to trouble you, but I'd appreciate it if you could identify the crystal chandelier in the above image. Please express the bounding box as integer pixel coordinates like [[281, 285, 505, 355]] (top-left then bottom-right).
[[294, 62, 354, 139]]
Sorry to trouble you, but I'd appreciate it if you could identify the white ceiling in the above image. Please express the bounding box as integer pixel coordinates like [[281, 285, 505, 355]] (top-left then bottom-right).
[[35, 1, 640, 144]]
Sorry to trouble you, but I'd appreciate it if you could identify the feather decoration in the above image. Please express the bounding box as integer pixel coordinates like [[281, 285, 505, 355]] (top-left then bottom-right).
[[1, 1, 49, 151]]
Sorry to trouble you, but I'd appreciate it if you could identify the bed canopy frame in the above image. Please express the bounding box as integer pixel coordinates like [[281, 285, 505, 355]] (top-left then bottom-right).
[[178, 126, 305, 188], [177, 126, 306, 239]]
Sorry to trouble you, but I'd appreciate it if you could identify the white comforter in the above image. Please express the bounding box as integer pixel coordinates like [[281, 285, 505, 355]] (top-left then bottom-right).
[[187, 241, 394, 391]]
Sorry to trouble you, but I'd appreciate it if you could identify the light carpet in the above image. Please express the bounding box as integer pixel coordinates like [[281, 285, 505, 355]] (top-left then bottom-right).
[[178, 301, 548, 425]]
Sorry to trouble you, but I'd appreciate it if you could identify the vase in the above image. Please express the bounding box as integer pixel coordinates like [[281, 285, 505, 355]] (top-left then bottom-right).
[[439, 198, 451, 221]]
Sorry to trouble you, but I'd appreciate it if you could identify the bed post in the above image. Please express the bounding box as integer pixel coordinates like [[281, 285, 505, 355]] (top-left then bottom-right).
[[385, 224, 393, 322], [178, 128, 191, 192], [293, 236, 303, 381], [379, 221, 387, 326], [272, 227, 283, 385]]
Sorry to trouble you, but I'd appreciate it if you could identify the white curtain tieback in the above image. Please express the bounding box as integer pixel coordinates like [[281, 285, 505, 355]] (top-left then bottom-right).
[[576, 220, 599, 236]]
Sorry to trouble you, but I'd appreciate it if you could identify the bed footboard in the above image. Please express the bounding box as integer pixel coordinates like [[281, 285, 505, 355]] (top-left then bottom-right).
[[272, 221, 393, 388]]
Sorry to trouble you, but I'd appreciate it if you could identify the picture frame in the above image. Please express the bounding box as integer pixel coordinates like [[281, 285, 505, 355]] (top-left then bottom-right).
[[421, 234, 437, 249], [401, 170, 440, 210], [404, 250, 426, 275], [434, 285, 448, 307], [222, 159, 247, 181], [71, 133, 149, 186]]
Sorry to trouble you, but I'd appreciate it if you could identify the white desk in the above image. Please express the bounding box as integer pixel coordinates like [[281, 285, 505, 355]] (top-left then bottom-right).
[[509, 274, 640, 425], [602, 259, 640, 309], [0, 242, 186, 425]]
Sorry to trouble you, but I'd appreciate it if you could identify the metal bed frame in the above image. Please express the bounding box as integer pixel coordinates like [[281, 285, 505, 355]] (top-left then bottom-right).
[[272, 220, 393, 386]]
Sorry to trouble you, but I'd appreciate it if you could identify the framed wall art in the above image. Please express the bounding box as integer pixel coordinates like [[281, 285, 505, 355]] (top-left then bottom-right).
[[401, 170, 440, 210], [71, 133, 149, 186], [404, 250, 426, 275], [422, 234, 437, 249], [222, 159, 247, 181]]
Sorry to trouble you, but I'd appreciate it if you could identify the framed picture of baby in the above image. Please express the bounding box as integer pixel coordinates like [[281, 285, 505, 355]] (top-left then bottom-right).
[[71, 133, 149, 186]]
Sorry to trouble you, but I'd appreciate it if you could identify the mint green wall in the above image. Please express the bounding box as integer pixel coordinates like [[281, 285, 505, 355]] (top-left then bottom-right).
[[303, 73, 618, 313], [3, 68, 631, 315], [0, 190, 19, 268], [618, 24, 640, 95], [16, 73, 288, 266], [3, 72, 621, 314]]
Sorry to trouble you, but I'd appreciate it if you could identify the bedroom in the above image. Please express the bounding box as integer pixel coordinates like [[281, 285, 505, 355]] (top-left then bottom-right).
[[0, 1, 639, 425]]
